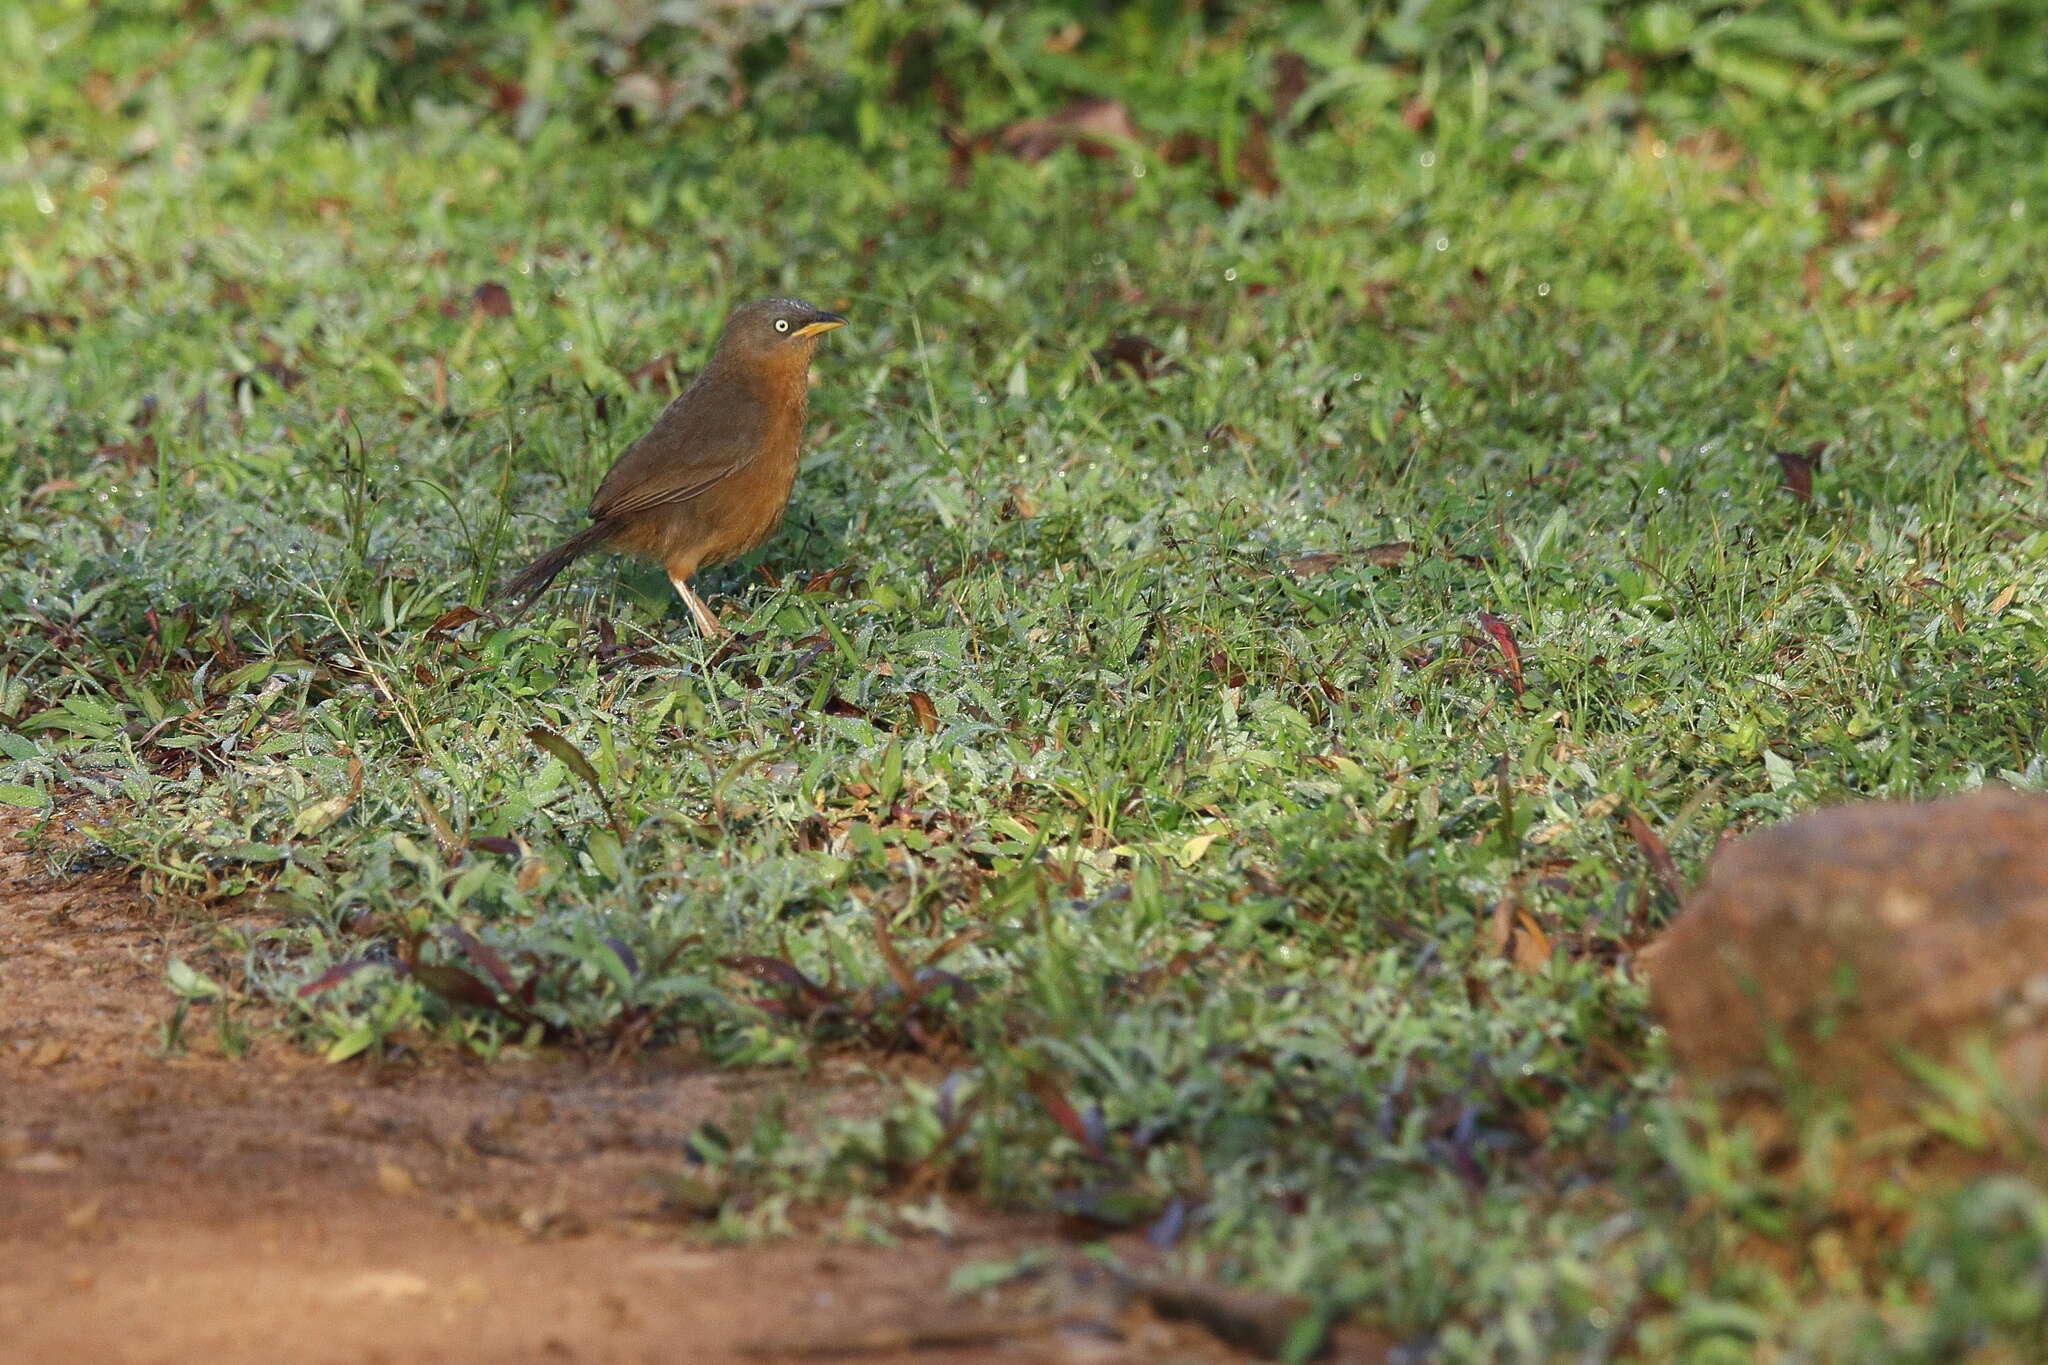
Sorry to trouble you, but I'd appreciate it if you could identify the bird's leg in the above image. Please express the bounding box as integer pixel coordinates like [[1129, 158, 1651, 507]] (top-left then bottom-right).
[[669, 574, 727, 638]]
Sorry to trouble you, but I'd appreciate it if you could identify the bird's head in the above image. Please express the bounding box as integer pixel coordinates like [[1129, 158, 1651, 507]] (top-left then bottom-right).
[[712, 297, 847, 376]]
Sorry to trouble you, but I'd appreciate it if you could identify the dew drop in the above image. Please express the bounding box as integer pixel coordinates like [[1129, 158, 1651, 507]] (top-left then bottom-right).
[[1419, 151, 1435, 168]]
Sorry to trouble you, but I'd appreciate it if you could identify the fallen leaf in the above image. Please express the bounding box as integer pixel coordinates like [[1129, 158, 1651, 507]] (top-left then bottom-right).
[[939, 124, 996, 187], [471, 282, 512, 317], [1511, 910, 1553, 973], [1042, 21, 1084, 54], [1483, 894, 1516, 959], [1402, 97, 1434, 133], [28, 1039, 68, 1068], [1235, 115, 1279, 197], [998, 98, 1142, 164], [824, 694, 871, 722], [1271, 50, 1311, 124], [296, 958, 379, 998], [1090, 334, 1179, 381], [905, 690, 938, 735], [92, 436, 156, 468], [1286, 552, 1347, 578], [1623, 806, 1686, 902], [1027, 1073, 1105, 1158], [628, 352, 680, 391], [1776, 442, 1824, 505], [427, 604, 484, 637], [410, 962, 505, 1014], [1989, 584, 2018, 616], [1476, 612, 1526, 696], [445, 926, 523, 999]]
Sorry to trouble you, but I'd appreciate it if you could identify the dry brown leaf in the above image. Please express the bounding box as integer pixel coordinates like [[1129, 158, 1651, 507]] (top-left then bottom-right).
[[628, 352, 680, 391], [1042, 22, 1085, 54], [1090, 334, 1179, 381], [1483, 895, 1516, 959], [1776, 442, 1824, 505], [1286, 552, 1347, 578], [999, 98, 1142, 164], [1271, 50, 1311, 124], [1511, 910, 1553, 973]]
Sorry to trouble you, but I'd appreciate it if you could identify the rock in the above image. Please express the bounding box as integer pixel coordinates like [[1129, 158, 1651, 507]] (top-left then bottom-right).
[[1643, 787, 2048, 1124]]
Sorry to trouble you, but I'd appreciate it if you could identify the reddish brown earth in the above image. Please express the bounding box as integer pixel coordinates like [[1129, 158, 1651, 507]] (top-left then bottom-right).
[[1, 811, 1379, 1364]]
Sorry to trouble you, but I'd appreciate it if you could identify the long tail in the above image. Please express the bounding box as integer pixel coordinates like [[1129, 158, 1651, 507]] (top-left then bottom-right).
[[497, 520, 618, 609]]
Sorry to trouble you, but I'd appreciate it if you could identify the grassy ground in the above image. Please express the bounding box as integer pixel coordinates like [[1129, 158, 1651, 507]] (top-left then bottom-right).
[[7, 9, 2048, 1360]]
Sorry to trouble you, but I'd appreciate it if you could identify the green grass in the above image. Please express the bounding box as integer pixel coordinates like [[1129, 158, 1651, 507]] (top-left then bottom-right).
[[8, 7, 2048, 1360]]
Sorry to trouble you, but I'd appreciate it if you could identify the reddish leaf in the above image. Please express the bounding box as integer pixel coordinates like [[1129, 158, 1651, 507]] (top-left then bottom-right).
[[1160, 131, 1212, 166], [1402, 98, 1434, 133], [467, 835, 520, 857], [1091, 334, 1180, 381], [295, 959, 380, 998], [1511, 910, 1553, 973], [868, 902, 922, 998], [411, 962, 504, 1013], [92, 435, 157, 468], [628, 352, 679, 391], [1027, 1072, 1105, 1158], [1363, 540, 1415, 566], [719, 955, 840, 1010], [1476, 612, 1526, 695], [1776, 442, 1824, 505], [939, 125, 996, 188], [1271, 50, 1311, 124], [471, 282, 512, 317], [444, 926, 522, 998], [998, 98, 1142, 164], [427, 604, 484, 637], [1236, 115, 1279, 198], [905, 690, 938, 735], [1287, 552, 1348, 578], [1287, 541, 1413, 577], [1482, 894, 1516, 960], [823, 694, 871, 722], [1623, 807, 1686, 902]]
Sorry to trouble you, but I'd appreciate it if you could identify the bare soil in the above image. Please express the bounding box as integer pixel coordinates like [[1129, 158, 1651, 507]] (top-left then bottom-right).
[[1, 811, 1375, 1364]]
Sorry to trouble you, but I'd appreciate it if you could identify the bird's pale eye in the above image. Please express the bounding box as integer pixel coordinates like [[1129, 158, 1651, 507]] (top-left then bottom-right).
[[774, 318, 790, 333]]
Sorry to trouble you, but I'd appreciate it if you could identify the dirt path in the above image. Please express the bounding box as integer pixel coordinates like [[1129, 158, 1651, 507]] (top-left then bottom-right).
[[1, 811, 1368, 1364]]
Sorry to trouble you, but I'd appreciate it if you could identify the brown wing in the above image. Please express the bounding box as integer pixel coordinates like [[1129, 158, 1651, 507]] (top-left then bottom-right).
[[587, 369, 767, 520]]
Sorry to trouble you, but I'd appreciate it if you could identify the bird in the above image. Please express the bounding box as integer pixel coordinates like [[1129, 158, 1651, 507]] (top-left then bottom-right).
[[498, 297, 846, 636]]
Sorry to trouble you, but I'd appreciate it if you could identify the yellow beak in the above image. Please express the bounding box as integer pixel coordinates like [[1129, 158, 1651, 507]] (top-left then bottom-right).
[[792, 314, 847, 339]]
